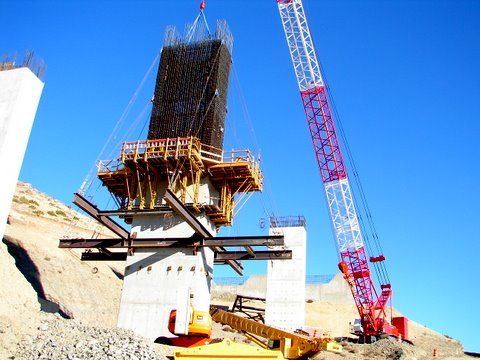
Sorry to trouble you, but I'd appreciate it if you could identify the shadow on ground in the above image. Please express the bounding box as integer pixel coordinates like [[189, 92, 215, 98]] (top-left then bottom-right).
[[3, 235, 71, 319]]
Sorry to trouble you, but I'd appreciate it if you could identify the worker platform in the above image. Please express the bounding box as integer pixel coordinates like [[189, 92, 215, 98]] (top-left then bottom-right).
[[97, 136, 262, 227]]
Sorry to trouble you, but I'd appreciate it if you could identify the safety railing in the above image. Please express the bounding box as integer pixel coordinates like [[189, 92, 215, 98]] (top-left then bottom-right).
[[270, 215, 307, 228], [97, 159, 122, 173], [119, 137, 222, 163], [97, 138, 261, 172], [200, 142, 223, 163], [222, 149, 256, 164], [222, 150, 262, 179]]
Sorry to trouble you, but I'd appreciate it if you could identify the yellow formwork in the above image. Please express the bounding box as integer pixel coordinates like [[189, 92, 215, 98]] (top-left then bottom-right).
[[96, 137, 263, 227], [174, 338, 284, 360]]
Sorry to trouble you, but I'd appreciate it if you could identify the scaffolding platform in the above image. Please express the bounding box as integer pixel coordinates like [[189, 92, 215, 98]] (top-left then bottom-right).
[[209, 150, 263, 193], [97, 136, 262, 227]]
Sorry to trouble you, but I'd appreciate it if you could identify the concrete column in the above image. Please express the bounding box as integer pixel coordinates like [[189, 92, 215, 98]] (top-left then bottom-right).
[[265, 222, 306, 331], [0, 67, 44, 240], [117, 210, 215, 340]]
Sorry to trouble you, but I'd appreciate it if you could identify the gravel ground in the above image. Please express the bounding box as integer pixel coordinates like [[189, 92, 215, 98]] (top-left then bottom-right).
[[14, 315, 172, 360], [12, 315, 251, 360], [9, 314, 475, 360]]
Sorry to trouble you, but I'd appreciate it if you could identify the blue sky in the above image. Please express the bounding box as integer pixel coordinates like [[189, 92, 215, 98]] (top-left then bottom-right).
[[3, 0, 480, 352]]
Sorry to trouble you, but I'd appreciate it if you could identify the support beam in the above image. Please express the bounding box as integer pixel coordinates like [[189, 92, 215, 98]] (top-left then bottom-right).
[[80, 250, 292, 262], [97, 208, 172, 217], [73, 193, 130, 239], [59, 235, 285, 249], [244, 245, 255, 257], [60, 239, 123, 248], [215, 250, 292, 261], [68, 191, 288, 276], [209, 236, 284, 247], [222, 257, 244, 275], [81, 251, 127, 261], [59, 238, 198, 249]]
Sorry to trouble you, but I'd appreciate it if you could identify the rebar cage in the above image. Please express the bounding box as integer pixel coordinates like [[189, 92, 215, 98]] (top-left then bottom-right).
[[148, 21, 233, 150]]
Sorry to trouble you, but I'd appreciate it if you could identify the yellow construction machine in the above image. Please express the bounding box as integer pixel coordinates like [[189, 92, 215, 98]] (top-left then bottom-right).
[[198, 306, 341, 359]]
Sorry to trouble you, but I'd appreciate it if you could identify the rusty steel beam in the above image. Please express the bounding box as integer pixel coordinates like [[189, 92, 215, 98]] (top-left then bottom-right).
[[81, 249, 291, 263], [164, 188, 243, 275], [59, 235, 285, 249], [81, 251, 127, 261], [59, 238, 198, 249], [73, 193, 130, 239], [215, 250, 292, 261], [244, 245, 255, 257], [164, 188, 211, 238], [97, 208, 171, 217], [70, 191, 286, 276], [222, 256, 244, 275], [59, 239, 124, 248], [207, 235, 284, 247]]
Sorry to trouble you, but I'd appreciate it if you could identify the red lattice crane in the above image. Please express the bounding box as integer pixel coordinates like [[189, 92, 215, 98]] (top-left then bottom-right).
[[275, 0, 407, 341]]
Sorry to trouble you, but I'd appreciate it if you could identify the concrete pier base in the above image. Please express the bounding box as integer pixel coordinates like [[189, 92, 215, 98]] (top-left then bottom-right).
[[117, 213, 215, 340], [0, 67, 43, 241], [265, 220, 306, 331]]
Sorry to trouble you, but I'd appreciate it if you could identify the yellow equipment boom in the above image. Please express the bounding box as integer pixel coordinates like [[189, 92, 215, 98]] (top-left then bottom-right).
[[210, 306, 339, 359]]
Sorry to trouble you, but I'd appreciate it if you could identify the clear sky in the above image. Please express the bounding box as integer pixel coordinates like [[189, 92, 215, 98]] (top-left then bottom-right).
[[3, 0, 479, 352]]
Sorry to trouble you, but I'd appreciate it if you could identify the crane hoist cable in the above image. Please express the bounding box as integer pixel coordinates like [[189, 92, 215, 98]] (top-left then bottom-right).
[[79, 52, 160, 197], [230, 63, 280, 222]]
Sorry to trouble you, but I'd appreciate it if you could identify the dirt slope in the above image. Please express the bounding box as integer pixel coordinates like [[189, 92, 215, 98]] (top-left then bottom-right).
[[1, 182, 128, 358], [4, 182, 123, 325], [0, 238, 40, 358]]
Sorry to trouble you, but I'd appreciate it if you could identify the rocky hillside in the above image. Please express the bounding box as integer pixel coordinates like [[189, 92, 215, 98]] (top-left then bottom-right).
[[0, 182, 473, 359], [0, 183, 231, 359], [4, 182, 122, 325]]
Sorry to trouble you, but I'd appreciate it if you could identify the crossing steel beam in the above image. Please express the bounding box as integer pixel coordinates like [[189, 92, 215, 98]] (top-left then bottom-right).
[[164, 188, 243, 275], [73, 193, 130, 239]]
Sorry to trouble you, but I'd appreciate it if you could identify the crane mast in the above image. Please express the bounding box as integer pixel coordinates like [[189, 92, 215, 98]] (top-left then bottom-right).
[[276, 0, 398, 338]]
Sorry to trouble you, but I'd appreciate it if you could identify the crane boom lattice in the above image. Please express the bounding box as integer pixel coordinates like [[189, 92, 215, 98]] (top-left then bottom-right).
[[276, 0, 400, 338]]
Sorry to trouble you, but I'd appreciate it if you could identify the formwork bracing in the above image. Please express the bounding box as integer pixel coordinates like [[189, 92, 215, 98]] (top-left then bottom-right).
[[96, 137, 262, 227], [148, 21, 232, 150]]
